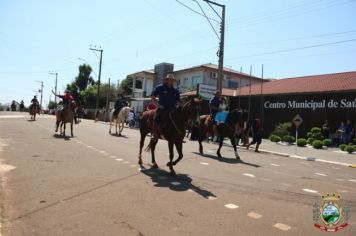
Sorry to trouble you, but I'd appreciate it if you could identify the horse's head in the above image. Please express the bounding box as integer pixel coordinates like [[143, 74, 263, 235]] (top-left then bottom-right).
[[181, 96, 201, 122], [122, 106, 131, 119]]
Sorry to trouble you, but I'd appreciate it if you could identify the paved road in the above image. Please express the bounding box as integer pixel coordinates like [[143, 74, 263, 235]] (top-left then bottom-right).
[[0, 112, 355, 236]]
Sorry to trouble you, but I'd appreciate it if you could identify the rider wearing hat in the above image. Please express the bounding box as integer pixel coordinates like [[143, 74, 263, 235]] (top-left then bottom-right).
[[151, 73, 180, 140], [209, 91, 222, 120], [113, 93, 128, 117], [30, 96, 40, 114]]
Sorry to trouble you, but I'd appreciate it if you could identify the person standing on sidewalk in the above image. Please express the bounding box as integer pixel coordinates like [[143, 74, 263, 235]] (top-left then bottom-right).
[[322, 120, 330, 139], [246, 118, 262, 153]]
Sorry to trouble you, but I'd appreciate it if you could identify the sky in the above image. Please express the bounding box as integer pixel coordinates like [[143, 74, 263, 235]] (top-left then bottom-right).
[[0, 0, 355, 107]]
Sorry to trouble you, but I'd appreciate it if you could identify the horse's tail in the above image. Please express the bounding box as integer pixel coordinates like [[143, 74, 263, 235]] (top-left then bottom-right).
[[144, 142, 151, 152]]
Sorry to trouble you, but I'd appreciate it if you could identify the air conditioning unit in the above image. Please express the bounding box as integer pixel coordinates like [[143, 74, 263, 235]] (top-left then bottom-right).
[[211, 72, 218, 79]]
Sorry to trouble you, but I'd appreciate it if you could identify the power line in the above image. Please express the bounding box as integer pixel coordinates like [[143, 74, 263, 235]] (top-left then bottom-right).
[[226, 38, 356, 61], [194, 0, 220, 39], [174, 0, 219, 23]]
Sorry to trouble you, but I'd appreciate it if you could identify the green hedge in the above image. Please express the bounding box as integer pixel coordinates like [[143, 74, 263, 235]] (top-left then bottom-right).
[[312, 140, 323, 149], [345, 145, 355, 154], [283, 135, 295, 144], [297, 138, 307, 147], [339, 144, 347, 151], [322, 139, 332, 147], [307, 138, 315, 145], [270, 135, 281, 143], [311, 127, 321, 133]]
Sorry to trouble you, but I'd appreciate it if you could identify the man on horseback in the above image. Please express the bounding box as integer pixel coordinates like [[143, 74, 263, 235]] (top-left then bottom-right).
[[52, 90, 78, 124], [151, 73, 180, 141], [30, 96, 40, 114], [113, 93, 128, 117], [209, 91, 222, 120]]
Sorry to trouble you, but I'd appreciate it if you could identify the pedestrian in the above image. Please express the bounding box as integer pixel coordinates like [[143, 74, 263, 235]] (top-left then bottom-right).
[[246, 118, 263, 153], [337, 122, 346, 144], [128, 110, 135, 128], [345, 120, 353, 144], [322, 120, 330, 139]]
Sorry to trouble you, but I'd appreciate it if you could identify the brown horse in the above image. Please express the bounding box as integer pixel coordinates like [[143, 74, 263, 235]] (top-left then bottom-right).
[[138, 97, 200, 175], [29, 103, 39, 120], [55, 102, 76, 138], [197, 109, 247, 159]]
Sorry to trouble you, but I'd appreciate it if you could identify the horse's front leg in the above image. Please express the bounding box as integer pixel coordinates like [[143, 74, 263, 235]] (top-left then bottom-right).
[[172, 140, 183, 166], [71, 121, 74, 138], [217, 135, 223, 159], [230, 136, 240, 159], [115, 120, 118, 135], [138, 132, 146, 165], [63, 122, 66, 137], [150, 138, 159, 168], [167, 141, 176, 176], [109, 120, 112, 134]]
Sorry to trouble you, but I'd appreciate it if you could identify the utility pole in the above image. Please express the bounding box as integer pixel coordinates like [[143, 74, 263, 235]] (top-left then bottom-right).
[[89, 46, 103, 121], [203, 0, 225, 92], [35, 80, 44, 111], [49, 72, 58, 105]]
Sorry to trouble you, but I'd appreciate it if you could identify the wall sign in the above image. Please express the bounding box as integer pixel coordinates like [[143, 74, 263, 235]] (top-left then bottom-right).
[[264, 99, 356, 110]]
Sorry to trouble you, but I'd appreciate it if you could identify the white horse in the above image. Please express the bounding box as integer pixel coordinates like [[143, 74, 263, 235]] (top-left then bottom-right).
[[109, 106, 130, 135]]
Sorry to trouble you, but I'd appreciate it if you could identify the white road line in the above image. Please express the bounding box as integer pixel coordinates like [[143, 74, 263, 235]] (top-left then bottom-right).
[[315, 173, 327, 177], [207, 196, 217, 200], [170, 181, 181, 186], [243, 173, 255, 178], [115, 158, 123, 161], [273, 223, 291, 231], [87, 146, 93, 148], [348, 179, 356, 183], [200, 162, 209, 165], [247, 212, 262, 219], [339, 190, 349, 193], [123, 161, 130, 164], [270, 163, 280, 167], [303, 188, 318, 194], [110, 156, 117, 159], [225, 204, 239, 209]]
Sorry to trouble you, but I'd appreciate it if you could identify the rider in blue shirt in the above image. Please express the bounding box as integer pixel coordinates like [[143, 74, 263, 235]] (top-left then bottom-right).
[[151, 73, 180, 140]]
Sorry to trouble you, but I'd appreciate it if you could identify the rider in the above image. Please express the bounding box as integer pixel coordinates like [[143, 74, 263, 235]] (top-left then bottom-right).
[[31, 96, 40, 114], [113, 93, 128, 117], [209, 91, 222, 120], [151, 73, 180, 141], [146, 96, 158, 111], [52, 90, 78, 124]]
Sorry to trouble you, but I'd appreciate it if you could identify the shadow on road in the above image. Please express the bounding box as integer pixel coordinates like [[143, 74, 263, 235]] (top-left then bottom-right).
[[109, 133, 128, 138], [27, 119, 35, 122], [52, 134, 72, 141], [140, 166, 217, 200], [192, 152, 261, 168]]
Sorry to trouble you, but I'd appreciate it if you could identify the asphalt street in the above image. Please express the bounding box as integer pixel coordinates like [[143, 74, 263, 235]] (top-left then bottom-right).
[[0, 112, 355, 236]]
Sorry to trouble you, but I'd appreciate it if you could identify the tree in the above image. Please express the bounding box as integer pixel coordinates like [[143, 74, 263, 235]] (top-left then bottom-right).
[[48, 101, 58, 109], [119, 76, 133, 95], [75, 64, 94, 92]]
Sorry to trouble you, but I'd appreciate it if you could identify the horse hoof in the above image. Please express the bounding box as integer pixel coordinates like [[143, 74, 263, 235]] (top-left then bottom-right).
[[151, 163, 159, 169], [217, 154, 222, 159], [138, 160, 143, 165]]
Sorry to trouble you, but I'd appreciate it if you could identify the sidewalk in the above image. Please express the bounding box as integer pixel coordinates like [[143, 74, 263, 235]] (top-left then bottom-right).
[[241, 139, 356, 168]]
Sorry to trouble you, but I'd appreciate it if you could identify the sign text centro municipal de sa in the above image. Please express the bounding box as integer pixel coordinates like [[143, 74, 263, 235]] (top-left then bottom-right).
[[264, 99, 356, 110]]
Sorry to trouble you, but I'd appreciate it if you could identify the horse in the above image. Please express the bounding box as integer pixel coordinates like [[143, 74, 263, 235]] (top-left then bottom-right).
[[29, 103, 39, 120], [196, 109, 247, 159], [138, 97, 200, 176], [109, 106, 130, 136], [55, 102, 76, 138]]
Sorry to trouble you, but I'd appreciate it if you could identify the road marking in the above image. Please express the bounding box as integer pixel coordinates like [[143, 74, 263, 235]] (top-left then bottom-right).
[[243, 173, 255, 178], [0, 115, 25, 119], [170, 181, 181, 186], [247, 212, 262, 219], [225, 204, 239, 209], [115, 158, 123, 161], [123, 161, 130, 164], [187, 189, 194, 193], [315, 173, 327, 177], [200, 162, 209, 165], [270, 163, 280, 167], [348, 179, 356, 183], [273, 223, 291, 231], [303, 188, 318, 194], [336, 178, 345, 181], [339, 190, 348, 193], [110, 156, 117, 159], [87, 145, 93, 148]]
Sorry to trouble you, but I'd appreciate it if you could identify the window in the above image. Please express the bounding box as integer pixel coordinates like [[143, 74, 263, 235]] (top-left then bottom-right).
[[191, 75, 203, 88], [228, 81, 239, 88]]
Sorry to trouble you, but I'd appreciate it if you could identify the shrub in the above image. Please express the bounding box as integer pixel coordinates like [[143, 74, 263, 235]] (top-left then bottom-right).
[[307, 132, 313, 138], [270, 135, 280, 142], [271, 122, 292, 139], [353, 138, 356, 144], [297, 138, 307, 147], [345, 145, 355, 154], [339, 144, 347, 151], [283, 135, 295, 144], [312, 133, 324, 141], [312, 140, 323, 149], [307, 138, 315, 145], [311, 127, 321, 133], [322, 139, 332, 147]]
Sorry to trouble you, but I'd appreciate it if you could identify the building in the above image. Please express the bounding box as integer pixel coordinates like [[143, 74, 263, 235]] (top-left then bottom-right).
[[174, 63, 262, 93], [230, 71, 356, 137]]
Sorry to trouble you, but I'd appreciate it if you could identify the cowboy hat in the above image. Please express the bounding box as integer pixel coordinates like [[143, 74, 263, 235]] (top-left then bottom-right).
[[164, 73, 176, 80]]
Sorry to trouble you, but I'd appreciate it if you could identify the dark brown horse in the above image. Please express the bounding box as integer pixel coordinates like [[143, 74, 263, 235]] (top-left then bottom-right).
[[29, 103, 39, 120], [138, 97, 200, 175], [197, 109, 247, 159], [55, 102, 76, 138]]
